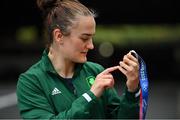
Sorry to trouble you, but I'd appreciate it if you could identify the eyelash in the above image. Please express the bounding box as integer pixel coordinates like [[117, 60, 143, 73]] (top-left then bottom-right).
[[80, 36, 94, 42], [81, 37, 90, 41]]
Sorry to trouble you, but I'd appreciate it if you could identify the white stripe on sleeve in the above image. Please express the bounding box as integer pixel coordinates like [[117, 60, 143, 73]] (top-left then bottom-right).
[[82, 93, 92, 102]]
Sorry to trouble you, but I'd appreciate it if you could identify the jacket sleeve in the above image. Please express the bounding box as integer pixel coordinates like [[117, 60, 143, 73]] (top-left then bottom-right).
[[105, 87, 140, 119], [16, 74, 98, 119]]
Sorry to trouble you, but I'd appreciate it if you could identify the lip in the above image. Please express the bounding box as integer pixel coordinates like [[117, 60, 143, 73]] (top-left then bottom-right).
[[81, 52, 88, 55]]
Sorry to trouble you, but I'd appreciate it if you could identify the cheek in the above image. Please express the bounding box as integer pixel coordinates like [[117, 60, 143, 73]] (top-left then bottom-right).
[[64, 44, 80, 57], [65, 37, 85, 52], [73, 40, 85, 51]]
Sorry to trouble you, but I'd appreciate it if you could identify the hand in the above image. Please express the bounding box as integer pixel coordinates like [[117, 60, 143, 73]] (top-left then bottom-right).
[[90, 66, 119, 97], [118, 52, 140, 92]]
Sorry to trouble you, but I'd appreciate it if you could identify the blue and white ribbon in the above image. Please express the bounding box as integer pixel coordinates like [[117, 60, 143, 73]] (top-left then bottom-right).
[[130, 50, 149, 120]]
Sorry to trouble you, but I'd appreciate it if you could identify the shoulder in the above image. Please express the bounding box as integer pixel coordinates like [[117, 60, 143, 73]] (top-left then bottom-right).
[[82, 61, 105, 74], [16, 61, 47, 106], [17, 60, 43, 89], [21, 60, 43, 76]]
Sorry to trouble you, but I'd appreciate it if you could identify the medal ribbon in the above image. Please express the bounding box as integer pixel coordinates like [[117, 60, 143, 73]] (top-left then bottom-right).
[[131, 50, 149, 119]]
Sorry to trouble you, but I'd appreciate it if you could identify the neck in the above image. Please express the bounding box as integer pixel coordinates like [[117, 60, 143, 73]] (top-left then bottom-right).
[[48, 47, 75, 78]]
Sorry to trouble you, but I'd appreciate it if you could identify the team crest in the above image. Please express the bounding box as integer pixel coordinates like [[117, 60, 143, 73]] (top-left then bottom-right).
[[86, 76, 95, 87]]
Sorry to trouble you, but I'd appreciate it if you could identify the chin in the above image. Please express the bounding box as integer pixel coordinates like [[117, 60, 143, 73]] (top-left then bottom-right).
[[76, 57, 87, 63]]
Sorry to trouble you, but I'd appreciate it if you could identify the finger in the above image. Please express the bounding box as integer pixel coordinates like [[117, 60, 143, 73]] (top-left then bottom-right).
[[119, 61, 132, 71], [122, 56, 138, 68], [123, 55, 130, 65], [101, 74, 114, 79], [102, 66, 120, 75], [123, 55, 133, 65], [103, 78, 114, 88], [118, 66, 127, 76], [128, 53, 138, 63], [127, 52, 138, 63], [122, 53, 139, 69]]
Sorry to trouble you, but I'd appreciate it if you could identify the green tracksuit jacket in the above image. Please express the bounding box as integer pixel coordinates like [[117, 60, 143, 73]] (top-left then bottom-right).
[[16, 50, 140, 119]]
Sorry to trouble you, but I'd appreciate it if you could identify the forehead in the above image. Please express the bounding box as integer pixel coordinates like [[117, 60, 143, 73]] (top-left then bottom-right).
[[70, 16, 96, 35]]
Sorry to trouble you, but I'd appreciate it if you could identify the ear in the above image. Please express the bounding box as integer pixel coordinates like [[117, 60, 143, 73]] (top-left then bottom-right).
[[52, 28, 63, 44]]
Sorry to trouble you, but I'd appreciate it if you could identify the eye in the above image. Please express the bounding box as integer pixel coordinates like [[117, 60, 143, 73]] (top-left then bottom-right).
[[81, 37, 89, 41]]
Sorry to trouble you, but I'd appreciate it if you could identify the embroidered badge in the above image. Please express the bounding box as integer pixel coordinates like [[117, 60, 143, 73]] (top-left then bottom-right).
[[86, 76, 95, 87]]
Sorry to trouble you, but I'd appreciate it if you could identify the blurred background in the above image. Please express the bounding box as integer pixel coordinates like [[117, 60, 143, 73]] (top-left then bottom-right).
[[0, 0, 180, 119]]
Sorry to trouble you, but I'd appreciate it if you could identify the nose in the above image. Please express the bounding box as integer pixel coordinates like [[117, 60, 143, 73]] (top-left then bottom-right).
[[87, 39, 94, 50]]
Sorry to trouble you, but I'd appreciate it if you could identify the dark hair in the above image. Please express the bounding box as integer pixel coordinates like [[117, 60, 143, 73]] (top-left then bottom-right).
[[37, 0, 96, 48]]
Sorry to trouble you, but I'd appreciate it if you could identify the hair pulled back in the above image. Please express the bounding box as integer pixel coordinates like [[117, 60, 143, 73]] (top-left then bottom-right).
[[37, 0, 96, 48]]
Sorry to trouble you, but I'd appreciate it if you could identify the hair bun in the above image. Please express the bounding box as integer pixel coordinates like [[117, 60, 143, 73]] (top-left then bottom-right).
[[37, 0, 58, 12]]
